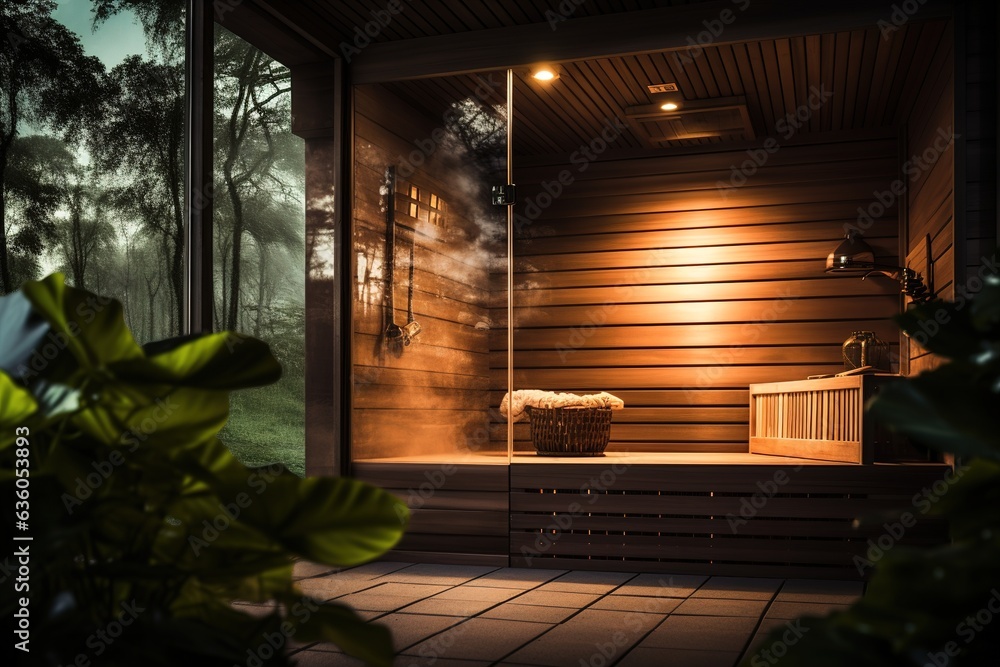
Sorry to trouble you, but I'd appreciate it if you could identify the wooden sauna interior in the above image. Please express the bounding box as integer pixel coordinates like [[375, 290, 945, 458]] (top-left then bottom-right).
[[351, 16, 991, 463]]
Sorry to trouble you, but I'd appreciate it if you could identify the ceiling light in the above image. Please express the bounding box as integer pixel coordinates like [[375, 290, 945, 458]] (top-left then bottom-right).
[[654, 90, 685, 112], [530, 66, 559, 82]]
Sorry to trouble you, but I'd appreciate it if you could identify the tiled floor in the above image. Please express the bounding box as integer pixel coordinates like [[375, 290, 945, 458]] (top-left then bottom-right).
[[255, 561, 861, 667]]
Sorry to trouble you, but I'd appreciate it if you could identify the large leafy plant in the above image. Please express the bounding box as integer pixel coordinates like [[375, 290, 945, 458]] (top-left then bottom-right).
[[742, 274, 1000, 666], [0, 275, 408, 666]]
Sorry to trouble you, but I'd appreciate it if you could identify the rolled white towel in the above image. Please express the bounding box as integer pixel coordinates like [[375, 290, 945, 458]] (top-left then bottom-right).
[[500, 390, 625, 423]]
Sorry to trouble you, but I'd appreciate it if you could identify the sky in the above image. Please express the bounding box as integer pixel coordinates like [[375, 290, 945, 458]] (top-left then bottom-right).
[[52, 0, 147, 68]]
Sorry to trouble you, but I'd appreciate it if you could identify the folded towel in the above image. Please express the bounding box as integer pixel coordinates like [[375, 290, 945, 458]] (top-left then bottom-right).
[[500, 390, 624, 423]]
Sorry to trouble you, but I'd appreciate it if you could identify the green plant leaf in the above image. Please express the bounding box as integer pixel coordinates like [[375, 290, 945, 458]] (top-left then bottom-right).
[[0, 371, 38, 449], [21, 273, 144, 370], [111, 331, 283, 390], [72, 386, 231, 451], [243, 476, 409, 567], [287, 600, 395, 667], [895, 300, 977, 361], [867, 365, 1000, 460], [970, 275, 1000, 332]]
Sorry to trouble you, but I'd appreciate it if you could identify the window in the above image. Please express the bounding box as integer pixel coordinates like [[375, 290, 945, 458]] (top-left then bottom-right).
[[1, 0, 186, 343], [212, 25, 305, 476]]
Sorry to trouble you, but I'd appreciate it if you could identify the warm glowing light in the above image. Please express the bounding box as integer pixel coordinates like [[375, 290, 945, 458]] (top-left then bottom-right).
[[532, 68, 558, 82], [661, 102, 679, 111]]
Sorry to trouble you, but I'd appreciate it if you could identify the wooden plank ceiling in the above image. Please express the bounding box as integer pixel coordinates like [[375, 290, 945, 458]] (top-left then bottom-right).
[[376, 19, 950, 156], [241, 2, 950, 155], [250, 0, 713, 42]]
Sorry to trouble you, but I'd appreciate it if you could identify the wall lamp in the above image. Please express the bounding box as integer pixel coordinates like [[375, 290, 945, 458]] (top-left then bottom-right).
[[825, 230, 932, 304]]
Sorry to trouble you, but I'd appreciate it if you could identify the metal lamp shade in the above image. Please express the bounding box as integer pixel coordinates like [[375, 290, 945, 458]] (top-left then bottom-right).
[[826, 232, 876, 272]]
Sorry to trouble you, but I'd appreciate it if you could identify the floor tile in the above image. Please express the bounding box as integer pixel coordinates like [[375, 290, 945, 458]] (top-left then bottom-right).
[[297, 576, 382, 601], [504, 609, 661, 666], [775, 579, 863, 604], [285, 565, 863, 667], [404, 618, 552, 662], [309, 613, 462, 653], [363, 582, 453, 598], [673, 597, 769, 617], [765, 600, 851, 619], [296, 652, 490, 667], [394, 657, 492, 667], [540, 570, 636, 594], [293, 561, 340, 580], [432, 586, 524, 603], [335, 561, 415, 580], [376, 612, 466, 651], [611, 573, 707, 598], [619, 647, 739, 667], [640, 614, 757, 651], [479, 603, 579, 624], [292, 651, 365, 666], [754, 616, 798, 636], [567, 608, 664, 631], [471, 568, 567, 589], [336, 593, 432, 613], [690, 577, 782, 600], [590, 595, 682, 614], [509, 589, 602, 608], [374, 563, 500, 586], [400, 597, 501, 617]]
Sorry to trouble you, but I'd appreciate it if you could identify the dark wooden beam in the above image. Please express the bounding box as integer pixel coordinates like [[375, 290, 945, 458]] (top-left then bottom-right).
[[351, 0, 954, 83], [184, 0, 214, 334], [248, 0, 339, 62], [300, 58, 347, 478], [219, 0, 334, 66]]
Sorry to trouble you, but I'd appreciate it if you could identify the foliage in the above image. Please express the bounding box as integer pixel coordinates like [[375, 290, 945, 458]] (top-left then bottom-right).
[[214, 26, 302, 332], [1, 0, 103, 293], [741, 274, 1000, 667], [3, 136, 76, 258], [91, 52, 187, 331], [0, 274, 408, 666]]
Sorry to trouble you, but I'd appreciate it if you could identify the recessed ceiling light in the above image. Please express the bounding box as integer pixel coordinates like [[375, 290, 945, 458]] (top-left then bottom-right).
[[531, 66, 559, 82], [655, 90, 684, 111]]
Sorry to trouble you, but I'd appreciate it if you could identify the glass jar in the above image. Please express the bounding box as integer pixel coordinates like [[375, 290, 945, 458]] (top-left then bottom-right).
[[843, 331, 890, 371]]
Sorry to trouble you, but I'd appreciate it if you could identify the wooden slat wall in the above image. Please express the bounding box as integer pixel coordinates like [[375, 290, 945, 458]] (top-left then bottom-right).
[[495, 136, 902, 453], [510, 462, 950, 580], [905, 23, 955, 375], [354, 463, 509, 566], [352, 84, 502, 459]]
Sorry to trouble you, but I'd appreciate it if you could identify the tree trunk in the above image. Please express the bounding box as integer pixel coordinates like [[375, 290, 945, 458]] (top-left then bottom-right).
[[254, 244, 266, 337], [0, 185, 9, 295], [226, 174, 244, 332], [167, 93, 185, 334], [146, 276, 158, 343], [0, 135, 15, 294], [0, 72, 19, 295], [222, 47, 260, 332], [71, 204, 86, 290]]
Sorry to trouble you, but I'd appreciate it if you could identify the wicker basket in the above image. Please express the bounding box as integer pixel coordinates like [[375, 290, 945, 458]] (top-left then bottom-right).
[[526, 406, 612, 456]]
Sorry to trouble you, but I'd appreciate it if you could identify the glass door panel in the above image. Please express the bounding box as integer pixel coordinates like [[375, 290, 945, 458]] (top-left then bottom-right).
[[350, 72, 509, 466]]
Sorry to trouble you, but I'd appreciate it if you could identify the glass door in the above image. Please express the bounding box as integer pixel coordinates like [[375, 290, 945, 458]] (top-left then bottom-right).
[[349, 72, 510, 466]]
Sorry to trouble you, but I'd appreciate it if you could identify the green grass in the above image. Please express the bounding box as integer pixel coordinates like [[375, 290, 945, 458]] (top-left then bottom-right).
[[219, 373, 305, 477]]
